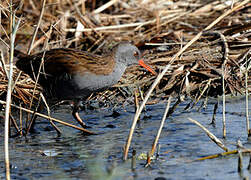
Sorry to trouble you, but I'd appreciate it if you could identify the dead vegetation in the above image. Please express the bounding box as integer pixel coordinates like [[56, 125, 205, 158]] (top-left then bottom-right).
[[0, 0, 250, 133]]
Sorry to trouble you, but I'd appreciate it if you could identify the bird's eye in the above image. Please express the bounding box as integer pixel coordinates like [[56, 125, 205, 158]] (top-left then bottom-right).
[[133, 51, 139, 57]]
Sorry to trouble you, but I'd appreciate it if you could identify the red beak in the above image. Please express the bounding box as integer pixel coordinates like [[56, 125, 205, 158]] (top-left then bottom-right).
[[138, 59, 156, 75]]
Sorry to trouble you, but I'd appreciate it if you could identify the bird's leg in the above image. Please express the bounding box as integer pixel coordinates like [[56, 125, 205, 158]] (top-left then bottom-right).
[[72, 101, 87, 128]]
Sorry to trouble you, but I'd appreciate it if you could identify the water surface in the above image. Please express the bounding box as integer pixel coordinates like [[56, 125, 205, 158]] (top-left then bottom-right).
[[1, 96, 251, 179]]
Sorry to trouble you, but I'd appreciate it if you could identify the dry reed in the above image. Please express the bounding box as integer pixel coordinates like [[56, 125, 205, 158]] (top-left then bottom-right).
[[0, 0, 250, 165]]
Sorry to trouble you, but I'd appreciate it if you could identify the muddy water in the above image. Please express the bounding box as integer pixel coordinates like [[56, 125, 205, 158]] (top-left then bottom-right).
[[1, 96, 251, 180]]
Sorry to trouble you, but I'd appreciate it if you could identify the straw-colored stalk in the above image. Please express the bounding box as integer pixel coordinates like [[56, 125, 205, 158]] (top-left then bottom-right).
[[238, 150, 243, 173], [5, 2, 20, 179], [245, 57, 250, 136], [146, 96, 172, 166], [196, 149, 251, 161], [0, 100, 95, 135], [188, 118, 228, 152], [222, 65, 226, 138], [26, 0, 47, 131]]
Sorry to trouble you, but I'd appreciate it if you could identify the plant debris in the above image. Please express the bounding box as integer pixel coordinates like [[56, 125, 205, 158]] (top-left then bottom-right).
[[0, 0, 250, 133]]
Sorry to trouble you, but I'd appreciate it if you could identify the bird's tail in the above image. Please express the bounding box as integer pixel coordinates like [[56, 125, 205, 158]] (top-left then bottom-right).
[[14, 49, 27, 59], [14, 50, 31, 71]]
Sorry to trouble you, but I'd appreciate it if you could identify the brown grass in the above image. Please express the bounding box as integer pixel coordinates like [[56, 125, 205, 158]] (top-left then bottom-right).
[[0, 0, 250, 135]]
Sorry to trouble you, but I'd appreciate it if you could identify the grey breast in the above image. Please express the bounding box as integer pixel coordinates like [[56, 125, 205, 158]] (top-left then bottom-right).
[[72, 61, 127, 98]]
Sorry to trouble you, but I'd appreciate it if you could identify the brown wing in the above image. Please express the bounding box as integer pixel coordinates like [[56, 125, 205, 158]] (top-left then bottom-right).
[[15, 48, 115, 78]]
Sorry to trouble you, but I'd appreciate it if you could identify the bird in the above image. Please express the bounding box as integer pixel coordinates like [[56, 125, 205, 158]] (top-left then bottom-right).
[[14, 42, 156, 131]]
